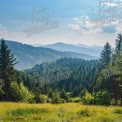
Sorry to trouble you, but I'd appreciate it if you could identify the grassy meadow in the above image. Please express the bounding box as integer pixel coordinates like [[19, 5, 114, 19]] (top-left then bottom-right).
[[0, 102, 122, 122]]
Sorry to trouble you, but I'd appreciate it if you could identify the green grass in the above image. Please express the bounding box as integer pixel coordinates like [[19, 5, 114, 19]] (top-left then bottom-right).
[[70, 97, 81, 103], [7, 108, 49, 116], [113, 108, 122, 114], [0, 102, 122, 122], [77, 107, 93, 117]]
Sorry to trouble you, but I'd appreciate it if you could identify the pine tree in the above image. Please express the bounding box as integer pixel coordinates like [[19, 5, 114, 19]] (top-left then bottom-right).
[[99, 42, 112, 69], [95, 42, 112, 96], [60, 89, 68, 102], [0, 39, 18, 100], [115, 33, 122, 54]]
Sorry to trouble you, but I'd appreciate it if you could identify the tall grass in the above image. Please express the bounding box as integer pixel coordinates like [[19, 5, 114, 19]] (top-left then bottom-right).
[[0, 102, 122, 122], [113, 108, 122, 114], [7, 108, 49, 116]]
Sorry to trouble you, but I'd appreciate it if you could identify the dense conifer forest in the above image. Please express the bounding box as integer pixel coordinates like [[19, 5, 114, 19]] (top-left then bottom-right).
[[0, 34, 122, 106]]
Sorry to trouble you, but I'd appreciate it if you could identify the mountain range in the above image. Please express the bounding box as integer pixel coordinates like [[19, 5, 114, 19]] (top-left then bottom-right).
[[40, 42, 102, 57], [4, 41, 99, 70]]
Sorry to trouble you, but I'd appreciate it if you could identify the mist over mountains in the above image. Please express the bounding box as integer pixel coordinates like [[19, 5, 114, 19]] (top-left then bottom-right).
[[40, 42, 102, 57], [3, 40, 101, 70]]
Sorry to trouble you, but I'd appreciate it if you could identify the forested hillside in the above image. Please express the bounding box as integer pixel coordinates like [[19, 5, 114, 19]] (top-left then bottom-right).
[[26, 58, 97, 97], [0, 34, 122, 106], [2, 40, 96, 69]]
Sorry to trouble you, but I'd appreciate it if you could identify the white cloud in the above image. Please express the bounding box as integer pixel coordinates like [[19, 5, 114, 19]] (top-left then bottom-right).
[[68, 24, 81, 31], [68, 16, 103, 34], [68, 15, 122, 35], [101, 2, 118, 7]]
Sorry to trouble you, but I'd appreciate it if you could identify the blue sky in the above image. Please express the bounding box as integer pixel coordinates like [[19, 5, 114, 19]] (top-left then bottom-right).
[[0, 0, 122, 46]]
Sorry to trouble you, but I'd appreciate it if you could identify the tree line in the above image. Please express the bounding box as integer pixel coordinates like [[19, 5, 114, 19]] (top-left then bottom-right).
[[0, 34, 122, 106]]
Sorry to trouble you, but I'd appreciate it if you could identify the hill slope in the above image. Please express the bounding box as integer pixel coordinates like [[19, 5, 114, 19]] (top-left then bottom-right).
[[4, 41, 96, 69], [42, 42, 102, 57]]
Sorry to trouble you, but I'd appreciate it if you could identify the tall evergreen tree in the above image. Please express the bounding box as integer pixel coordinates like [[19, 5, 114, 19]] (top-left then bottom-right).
[[99, 42, 112, 69], [95, 42, 112, 94], [115, 33, 122, 54], [0, 39, 18, 100]]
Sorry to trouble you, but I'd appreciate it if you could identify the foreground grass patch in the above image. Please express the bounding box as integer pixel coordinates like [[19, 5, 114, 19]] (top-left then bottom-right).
[[7, 108, 49, 116], [77, 108, 93, 117], [0, 102, 122, 122], [113, 108, 122, 114]]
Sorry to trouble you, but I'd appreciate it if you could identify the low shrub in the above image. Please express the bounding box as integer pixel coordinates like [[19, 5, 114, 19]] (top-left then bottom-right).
[[77, 108, 93, 117], [82, 92, 94, 105], [113, 108, 122, 114], [8, 108, 49, 116], [94, 90, 111, 105]]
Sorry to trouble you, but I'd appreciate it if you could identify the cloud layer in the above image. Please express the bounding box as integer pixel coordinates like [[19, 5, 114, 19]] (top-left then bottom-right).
[[69, 17, 122, 33]]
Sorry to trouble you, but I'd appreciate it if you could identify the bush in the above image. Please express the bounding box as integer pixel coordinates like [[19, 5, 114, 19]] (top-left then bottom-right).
[[32, 88, 42, 103], [77, 108, 92, 117], [113, 109, 122, 114], [82, 92, 94, 105], [38, 94, 47, 103], [80, 88, 87, 98], [94, 90, 111, 105], [9, 82, 34, 103], [19, 83, 34, 103], [60, 89, 69, 102], [52, 94, 60, 104], [71, 97, 81, 103], [59, 98, 66, 103], [9, 81, 22, 101]]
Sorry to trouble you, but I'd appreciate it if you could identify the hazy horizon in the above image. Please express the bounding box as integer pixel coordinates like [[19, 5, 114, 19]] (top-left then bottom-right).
[[0, 0, 122, 46]]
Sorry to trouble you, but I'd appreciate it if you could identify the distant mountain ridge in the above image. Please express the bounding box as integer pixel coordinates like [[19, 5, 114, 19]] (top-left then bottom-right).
[[1, 40, 97, 70], [42, 42, 102, 57]]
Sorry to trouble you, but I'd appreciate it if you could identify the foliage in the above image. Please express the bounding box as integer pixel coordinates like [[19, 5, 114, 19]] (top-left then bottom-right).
[[99, 42, 111, 70], [26, 58, 97, 97], [95, 36, 122, 106], [1, 34, 122, 107], [51, 92, 61, 104], [94, 90, 111, 105], [82, 91, 94, 105], [38, 94, 47, 103], [19, 83, 34, 103], [115, 33, 122, 54], [60, 89, 69, 102], [9, 81, 21, 102], [0, 39, 18, 100]]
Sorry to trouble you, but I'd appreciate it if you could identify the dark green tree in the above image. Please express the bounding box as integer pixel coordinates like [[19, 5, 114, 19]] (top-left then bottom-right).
[[94, 42, 112, 98], [115, 33, 122, 54], [60, 89, 68, 102], [99, 42, 112, 69], [0, 39, 18, 100]]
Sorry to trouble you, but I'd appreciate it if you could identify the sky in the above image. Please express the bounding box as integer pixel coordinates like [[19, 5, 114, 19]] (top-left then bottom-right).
[[0, 0, 122, 46]]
